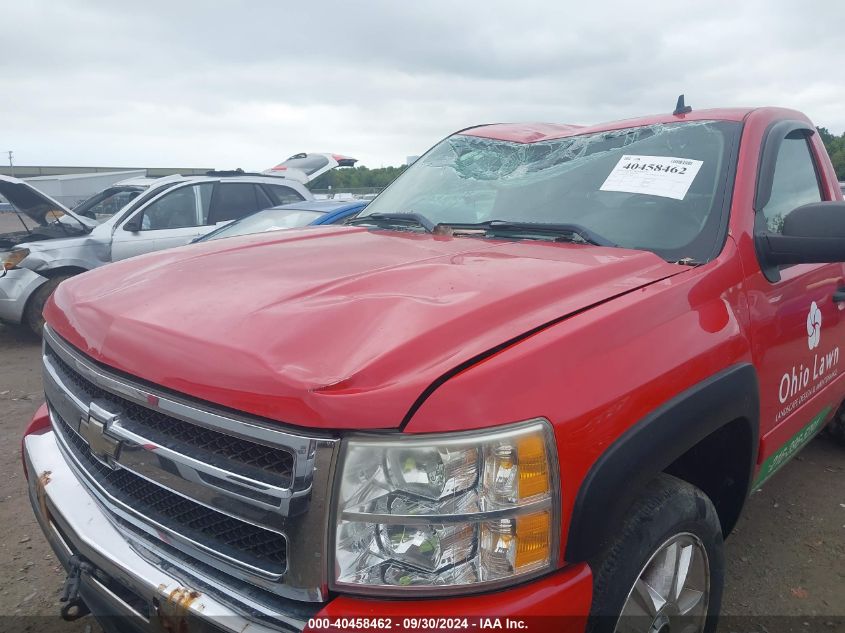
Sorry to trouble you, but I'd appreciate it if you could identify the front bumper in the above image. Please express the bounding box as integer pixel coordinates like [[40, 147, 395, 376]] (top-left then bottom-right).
[[0, 266, 46, 324], [24, 421, 315, 633], [24, 406, 593, 633]]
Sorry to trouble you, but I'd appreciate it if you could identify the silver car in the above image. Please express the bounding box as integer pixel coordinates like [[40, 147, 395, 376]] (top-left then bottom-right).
[[0, 153, 355, 334]]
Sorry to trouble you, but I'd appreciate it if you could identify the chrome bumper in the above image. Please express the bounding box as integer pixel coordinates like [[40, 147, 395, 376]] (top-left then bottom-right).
[[24, 429, 315, 633], [0, 266, 46, 324]]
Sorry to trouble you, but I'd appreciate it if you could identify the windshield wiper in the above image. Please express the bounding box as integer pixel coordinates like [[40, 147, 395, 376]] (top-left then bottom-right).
[[674, 257, 702, 266], [348, 212, 435, 233], [441, 220, 617, 247]]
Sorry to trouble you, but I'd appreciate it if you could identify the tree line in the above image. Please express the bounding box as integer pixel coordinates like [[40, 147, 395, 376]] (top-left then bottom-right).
[[309, 164, 408, 190], [818, 127, 845, 181], [310, 127, 845, 191]]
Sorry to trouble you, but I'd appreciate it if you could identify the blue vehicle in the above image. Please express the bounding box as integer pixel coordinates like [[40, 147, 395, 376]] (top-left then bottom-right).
[[195, 199, 368, 243]]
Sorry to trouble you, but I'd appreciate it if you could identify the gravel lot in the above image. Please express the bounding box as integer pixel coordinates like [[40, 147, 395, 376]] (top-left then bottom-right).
[[0, 323, 842, 632]]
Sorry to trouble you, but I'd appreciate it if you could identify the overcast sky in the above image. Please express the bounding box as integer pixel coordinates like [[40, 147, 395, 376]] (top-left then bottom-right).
[[3, 0, 844, 170]]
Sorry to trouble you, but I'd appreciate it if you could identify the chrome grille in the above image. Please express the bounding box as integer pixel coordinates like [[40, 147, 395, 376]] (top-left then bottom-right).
[[53, 413, 288, 574], [46, 346, 294, 487], [42, 326, 339, 602]]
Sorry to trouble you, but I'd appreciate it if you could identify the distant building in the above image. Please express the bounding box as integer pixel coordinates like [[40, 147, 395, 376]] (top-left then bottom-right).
[[406, 155, 420, 166], [0, 165, 212, 179], [24, 170, 146, 207], [0, 165, 214, 208]]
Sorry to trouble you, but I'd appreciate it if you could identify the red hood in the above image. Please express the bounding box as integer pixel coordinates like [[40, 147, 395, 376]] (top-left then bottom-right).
[[46, 227, 685, 430]]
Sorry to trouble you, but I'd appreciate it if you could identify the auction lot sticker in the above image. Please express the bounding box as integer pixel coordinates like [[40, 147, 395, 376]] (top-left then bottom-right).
[[600, 155, 703, 200]]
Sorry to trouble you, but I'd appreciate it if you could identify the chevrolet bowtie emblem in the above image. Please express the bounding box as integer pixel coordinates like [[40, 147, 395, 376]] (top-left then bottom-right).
[[79, 401, 122, 468]]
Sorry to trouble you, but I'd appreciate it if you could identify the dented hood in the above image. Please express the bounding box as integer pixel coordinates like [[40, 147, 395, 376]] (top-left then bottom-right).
[[46, 227, 684, 430]]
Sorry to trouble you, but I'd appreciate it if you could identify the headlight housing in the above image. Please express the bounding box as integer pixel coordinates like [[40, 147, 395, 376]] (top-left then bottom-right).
[[332, 419, 559, 595], [3, 248, 29, 271]]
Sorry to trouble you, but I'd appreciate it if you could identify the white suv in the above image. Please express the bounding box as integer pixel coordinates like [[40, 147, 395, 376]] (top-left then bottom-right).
[[0, 153, 355, 334]]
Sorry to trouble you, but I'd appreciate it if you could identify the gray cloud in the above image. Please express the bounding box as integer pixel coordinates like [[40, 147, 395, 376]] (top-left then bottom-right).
[[2, 0, 844, 168]]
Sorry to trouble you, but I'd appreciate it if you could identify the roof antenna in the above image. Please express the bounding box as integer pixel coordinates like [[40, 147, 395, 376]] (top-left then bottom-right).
[[673, 94, 692, 116]]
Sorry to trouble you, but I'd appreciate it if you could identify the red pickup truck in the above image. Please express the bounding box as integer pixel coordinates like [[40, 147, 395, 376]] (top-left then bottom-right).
[[21, 104, 845, 633]]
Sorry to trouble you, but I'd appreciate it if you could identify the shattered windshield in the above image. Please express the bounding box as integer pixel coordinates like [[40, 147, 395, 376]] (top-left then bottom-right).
[[362, 120, 740, 262]]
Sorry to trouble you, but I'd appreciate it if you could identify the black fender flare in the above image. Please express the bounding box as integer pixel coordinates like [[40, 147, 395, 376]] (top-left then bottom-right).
[[564, 363, 760, 562]]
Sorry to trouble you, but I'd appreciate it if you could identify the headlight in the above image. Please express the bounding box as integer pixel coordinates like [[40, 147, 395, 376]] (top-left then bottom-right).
[[332, 420, 559, 595], [3, 248, 29, 271]]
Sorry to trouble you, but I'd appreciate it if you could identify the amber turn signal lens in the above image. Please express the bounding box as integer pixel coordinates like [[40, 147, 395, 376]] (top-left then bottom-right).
[[515, 511, 551, 569], [517, 433, 549, 500], [3, 249, 29, 271]]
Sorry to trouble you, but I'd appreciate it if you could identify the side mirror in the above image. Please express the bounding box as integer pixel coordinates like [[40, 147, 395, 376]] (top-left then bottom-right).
[[123, 215, 142, 232], [757, 201, 845, 278]]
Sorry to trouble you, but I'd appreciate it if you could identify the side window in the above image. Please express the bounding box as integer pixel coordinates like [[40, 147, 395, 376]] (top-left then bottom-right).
[[138, 183, 213, 230], [255, 185, 274, 209], [263, 184, 305, 206], [762, 134, 823, 234], [116, 182, 181, 225], [208, 183, 263, 223]]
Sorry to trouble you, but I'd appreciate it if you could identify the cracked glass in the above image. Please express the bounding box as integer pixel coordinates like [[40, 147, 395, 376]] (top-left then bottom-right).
[[363, 121, 741, 262]]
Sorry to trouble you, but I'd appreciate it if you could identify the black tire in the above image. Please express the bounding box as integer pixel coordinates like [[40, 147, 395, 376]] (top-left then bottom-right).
[[24, 275, 74, 337], [587, 474, 724, 633]]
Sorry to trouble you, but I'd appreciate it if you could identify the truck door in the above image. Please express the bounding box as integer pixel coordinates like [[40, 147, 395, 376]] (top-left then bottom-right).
[[747, 125, 845, 486], [111, 183, 215, 261]]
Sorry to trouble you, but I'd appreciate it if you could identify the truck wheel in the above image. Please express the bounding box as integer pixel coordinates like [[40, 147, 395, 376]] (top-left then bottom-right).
[[24, 275, 73, 337], [588, 474, 724, 633]]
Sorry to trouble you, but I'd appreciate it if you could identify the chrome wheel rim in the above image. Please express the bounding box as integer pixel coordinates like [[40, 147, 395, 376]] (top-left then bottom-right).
[[614, 533, 710, 633]]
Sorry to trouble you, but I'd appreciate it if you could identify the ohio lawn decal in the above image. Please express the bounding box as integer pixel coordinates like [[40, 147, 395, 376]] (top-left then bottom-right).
[[776, 301, 839, 422]]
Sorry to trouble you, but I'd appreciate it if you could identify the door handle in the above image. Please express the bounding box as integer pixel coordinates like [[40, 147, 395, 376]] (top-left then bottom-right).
[[833, 287, 845, 303]]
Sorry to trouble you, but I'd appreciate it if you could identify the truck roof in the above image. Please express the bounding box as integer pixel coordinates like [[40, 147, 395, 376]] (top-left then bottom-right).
[[460, 107, 763, 143]]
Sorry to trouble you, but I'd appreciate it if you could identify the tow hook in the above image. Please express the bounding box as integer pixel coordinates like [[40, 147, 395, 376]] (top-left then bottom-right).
[[59, 554, 94, 621]]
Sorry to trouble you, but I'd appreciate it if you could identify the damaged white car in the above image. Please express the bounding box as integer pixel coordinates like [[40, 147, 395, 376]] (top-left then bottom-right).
[[0, 153, 355, 334]]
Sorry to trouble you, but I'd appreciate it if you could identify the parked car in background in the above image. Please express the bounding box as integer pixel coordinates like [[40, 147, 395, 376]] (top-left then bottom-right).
[[0, 174, 172, 230], [195, 199, 368, 243], [0, 153, 356, 334], [0, 174, 102, 241], [70, 176, 166, 222], [840, 181, 844, 195]]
